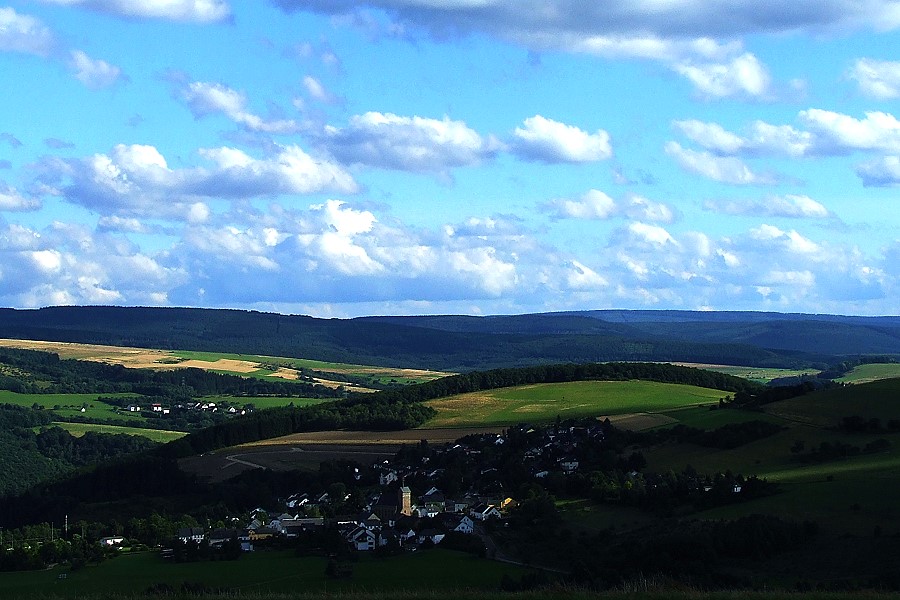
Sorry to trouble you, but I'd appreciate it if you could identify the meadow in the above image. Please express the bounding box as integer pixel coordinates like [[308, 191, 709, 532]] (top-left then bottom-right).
[[0, 549, 527, 598], [49, 422, 187, 443], [0, 391, 143, 422], [643, 378, 900, 534], [837, 362, 900, 383], [423, 380, 728, 428]]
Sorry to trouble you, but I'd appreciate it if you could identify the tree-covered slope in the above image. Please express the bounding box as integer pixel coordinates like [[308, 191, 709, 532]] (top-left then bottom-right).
[[0, 306, 852, 370]]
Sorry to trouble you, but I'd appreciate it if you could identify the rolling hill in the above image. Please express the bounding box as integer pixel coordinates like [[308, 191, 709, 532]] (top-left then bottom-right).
[[2, 306, 898, 371]]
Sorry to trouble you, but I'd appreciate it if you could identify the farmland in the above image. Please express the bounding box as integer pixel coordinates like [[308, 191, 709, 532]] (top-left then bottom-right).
[[50, 422, 187, 443], [423, 380, 728, 428], [0, 549, 527, 598], [0, 391, 143, 422], [837, 362, 900, 383], [0, 339, 449, 388]]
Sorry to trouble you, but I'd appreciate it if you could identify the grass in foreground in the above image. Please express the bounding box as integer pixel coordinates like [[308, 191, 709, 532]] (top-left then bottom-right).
[[424, 380, 727, 428], [0, 549, 525, 598]]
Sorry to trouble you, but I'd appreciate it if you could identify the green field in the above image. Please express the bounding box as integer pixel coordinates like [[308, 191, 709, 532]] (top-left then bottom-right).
[[205, 395, 334, 410], [838, 363, 900, 383], [48, 422, 187, 442], [641, 379, 900, 533], [0, 391, 144, 422], [0, 549, 527, 598], [674, 364, 818, 384], [423, 380, 728, 428], [763, 377, 900, 427]]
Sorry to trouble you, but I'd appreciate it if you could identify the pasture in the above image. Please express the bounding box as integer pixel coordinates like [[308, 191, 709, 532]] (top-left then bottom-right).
[[0, 549, 526, 598], [423, 380, 727, 428], [670, 363, 818, 384], [762, 377, 900, 427], [642, 381, 900, 534], [0, 391, 143, 422], [837, 362, 900, 383], [49, 422, 187, 443]]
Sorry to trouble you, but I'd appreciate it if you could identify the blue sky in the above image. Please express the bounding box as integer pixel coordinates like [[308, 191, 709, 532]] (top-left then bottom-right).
[[2, 1, 900, 317]]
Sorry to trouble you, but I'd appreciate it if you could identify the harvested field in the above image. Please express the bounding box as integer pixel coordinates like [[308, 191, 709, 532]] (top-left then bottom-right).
[[177, 358, 259, 372], [179, 427, 504, 482]]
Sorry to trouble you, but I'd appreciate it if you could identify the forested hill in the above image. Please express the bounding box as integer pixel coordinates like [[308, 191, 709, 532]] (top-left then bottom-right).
[[1, 306, 897, 370]]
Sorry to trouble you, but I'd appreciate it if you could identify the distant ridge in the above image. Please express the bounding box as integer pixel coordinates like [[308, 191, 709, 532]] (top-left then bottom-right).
[[0, 306, 898, 370]]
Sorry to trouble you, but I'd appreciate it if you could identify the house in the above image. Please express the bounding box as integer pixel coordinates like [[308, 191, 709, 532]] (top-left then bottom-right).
[[99, 536, 125, 546], [151, 403, 163, 412], [248, 526, 276, 542], [347, 526, 376, 551], [559, 458, 580, 474], [126, 404, 141, 412], [208, 528, 239, 547], [441, 514, 474, 534], [379, 470, 399, 486], [417, 529, 445, 545], [469, 503, 501, 521], [177, 528, 205, 544]]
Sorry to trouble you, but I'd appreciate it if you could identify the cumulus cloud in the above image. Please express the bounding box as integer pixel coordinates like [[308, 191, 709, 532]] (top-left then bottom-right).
[[180, 80, 302, 134], [68, 50, 126, 89], [856, 156, 900, 186], [0, 221, 187, 307], [665, 142, 779, 185], [543, 189, 617, 220], [36, 0, 231, 23], [704, 194, 831, 218], [271, 1, 900, 44], [37, 142, 357, 218], [673, 119, 812, 157], [0, 185, 41, 212], [275, 2, 900, 99], [542, 190, 675, 222], [321, 112, 498, 173], [0, 7, 54, 56], [673, 52, 773, 100], [510, 115, 612, 163], [848, 58, 900, 99]]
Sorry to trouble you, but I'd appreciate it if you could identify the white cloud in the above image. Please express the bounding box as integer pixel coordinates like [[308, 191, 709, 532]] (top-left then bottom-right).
[[272, 1, 900, 44], [856, 155, 900, 186], [68, 50, 125, 89], [510, 115, 612, 163], [627, 222, 678, 246], [181, 81, 302, 133], [0, 185, 41, 212], [665, 141, 778, 185], [673, 119, 812, 157], [0, 7, 54, 56], [40, 143, 357, 218], [704, 194, 831, 218], [543, 190, 676, 223], [566, 260, 607, 290], [848, 58, 900, 99], [673, 52, 772, 99], [37, 0, 231, 23], [321, 112, 498, 173], [303, 75, 341, 105], [799, 109, 900, 154], [544, 189, 616, 220]]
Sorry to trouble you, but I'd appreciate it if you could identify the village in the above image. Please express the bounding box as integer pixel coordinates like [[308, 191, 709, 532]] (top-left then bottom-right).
[[154, 419, 612, 559]]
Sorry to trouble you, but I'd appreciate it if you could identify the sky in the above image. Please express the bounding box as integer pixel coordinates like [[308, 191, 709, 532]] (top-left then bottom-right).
[[2, 1, 900, 318]]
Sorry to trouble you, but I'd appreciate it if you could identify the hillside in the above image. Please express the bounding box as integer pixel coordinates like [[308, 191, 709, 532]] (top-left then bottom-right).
[[4, 306, 898, 371]]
